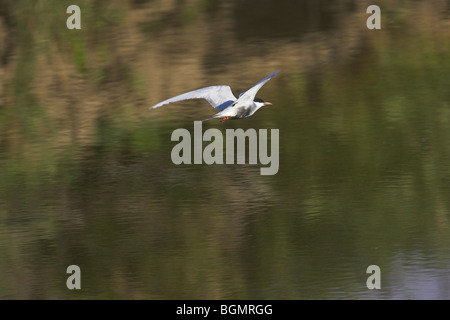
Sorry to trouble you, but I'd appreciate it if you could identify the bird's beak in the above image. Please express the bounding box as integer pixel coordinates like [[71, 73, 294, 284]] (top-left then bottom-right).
[[264, 102, 272, 106]]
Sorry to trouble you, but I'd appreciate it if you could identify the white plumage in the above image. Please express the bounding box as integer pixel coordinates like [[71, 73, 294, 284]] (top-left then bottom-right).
[[150, 71, 279, 122]]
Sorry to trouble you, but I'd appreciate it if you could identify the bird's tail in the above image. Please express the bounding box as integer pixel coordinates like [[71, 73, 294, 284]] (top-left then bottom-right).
[[202, 114, 220, 122]]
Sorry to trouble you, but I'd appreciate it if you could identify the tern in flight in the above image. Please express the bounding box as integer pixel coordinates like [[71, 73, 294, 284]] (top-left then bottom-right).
[[150, 70, 279, 122]]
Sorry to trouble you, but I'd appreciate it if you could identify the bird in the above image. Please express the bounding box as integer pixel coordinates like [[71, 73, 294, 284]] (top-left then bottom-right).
[[150, 70, 279, 122]]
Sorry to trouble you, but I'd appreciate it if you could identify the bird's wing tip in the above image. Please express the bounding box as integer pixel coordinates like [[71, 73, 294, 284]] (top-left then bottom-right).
[[150, 102, 166, 109]]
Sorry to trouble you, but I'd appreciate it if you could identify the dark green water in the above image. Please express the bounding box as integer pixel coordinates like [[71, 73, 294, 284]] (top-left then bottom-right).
[[0, 0, 449, 299]]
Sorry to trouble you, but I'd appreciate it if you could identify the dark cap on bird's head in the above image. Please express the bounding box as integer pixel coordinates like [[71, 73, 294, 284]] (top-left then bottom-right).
[[254, 97, 272, 106]]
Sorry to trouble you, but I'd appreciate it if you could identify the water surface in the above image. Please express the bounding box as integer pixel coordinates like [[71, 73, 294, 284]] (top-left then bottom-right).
[[0, 0, 449, 299]]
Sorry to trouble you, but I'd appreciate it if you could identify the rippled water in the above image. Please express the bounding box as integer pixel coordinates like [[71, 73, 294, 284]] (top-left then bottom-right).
[[0, 0, 449, 299]]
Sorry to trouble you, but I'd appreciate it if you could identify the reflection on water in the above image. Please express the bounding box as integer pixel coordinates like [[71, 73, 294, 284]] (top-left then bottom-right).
[[0, 0, 450, 299]]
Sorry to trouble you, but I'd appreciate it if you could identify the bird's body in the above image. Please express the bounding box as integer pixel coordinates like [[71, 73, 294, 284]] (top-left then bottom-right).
[[150, 71, 279, 122]]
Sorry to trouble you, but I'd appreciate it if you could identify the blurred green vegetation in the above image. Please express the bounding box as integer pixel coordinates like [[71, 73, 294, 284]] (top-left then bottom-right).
[[0, 0, 141, 187], [0, 0, 449, 299]]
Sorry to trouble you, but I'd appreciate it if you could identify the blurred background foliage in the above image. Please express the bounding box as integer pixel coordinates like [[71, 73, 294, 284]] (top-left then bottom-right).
[[0, 0, 449, 299]]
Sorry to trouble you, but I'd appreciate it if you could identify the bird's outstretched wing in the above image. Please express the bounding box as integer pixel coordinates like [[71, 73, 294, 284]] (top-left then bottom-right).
[[150, 85, 237, 111], [236, 70, 279, 104]]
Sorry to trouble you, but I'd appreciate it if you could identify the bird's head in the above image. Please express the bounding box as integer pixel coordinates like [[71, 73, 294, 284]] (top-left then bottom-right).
[[254, 97, 272, 108]]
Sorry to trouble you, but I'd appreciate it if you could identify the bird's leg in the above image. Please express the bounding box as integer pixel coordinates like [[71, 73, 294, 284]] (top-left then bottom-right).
[[221, 116, 230, 122]]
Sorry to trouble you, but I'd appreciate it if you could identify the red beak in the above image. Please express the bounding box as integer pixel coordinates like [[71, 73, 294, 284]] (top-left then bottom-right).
[[264, 102, 272, 106]]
